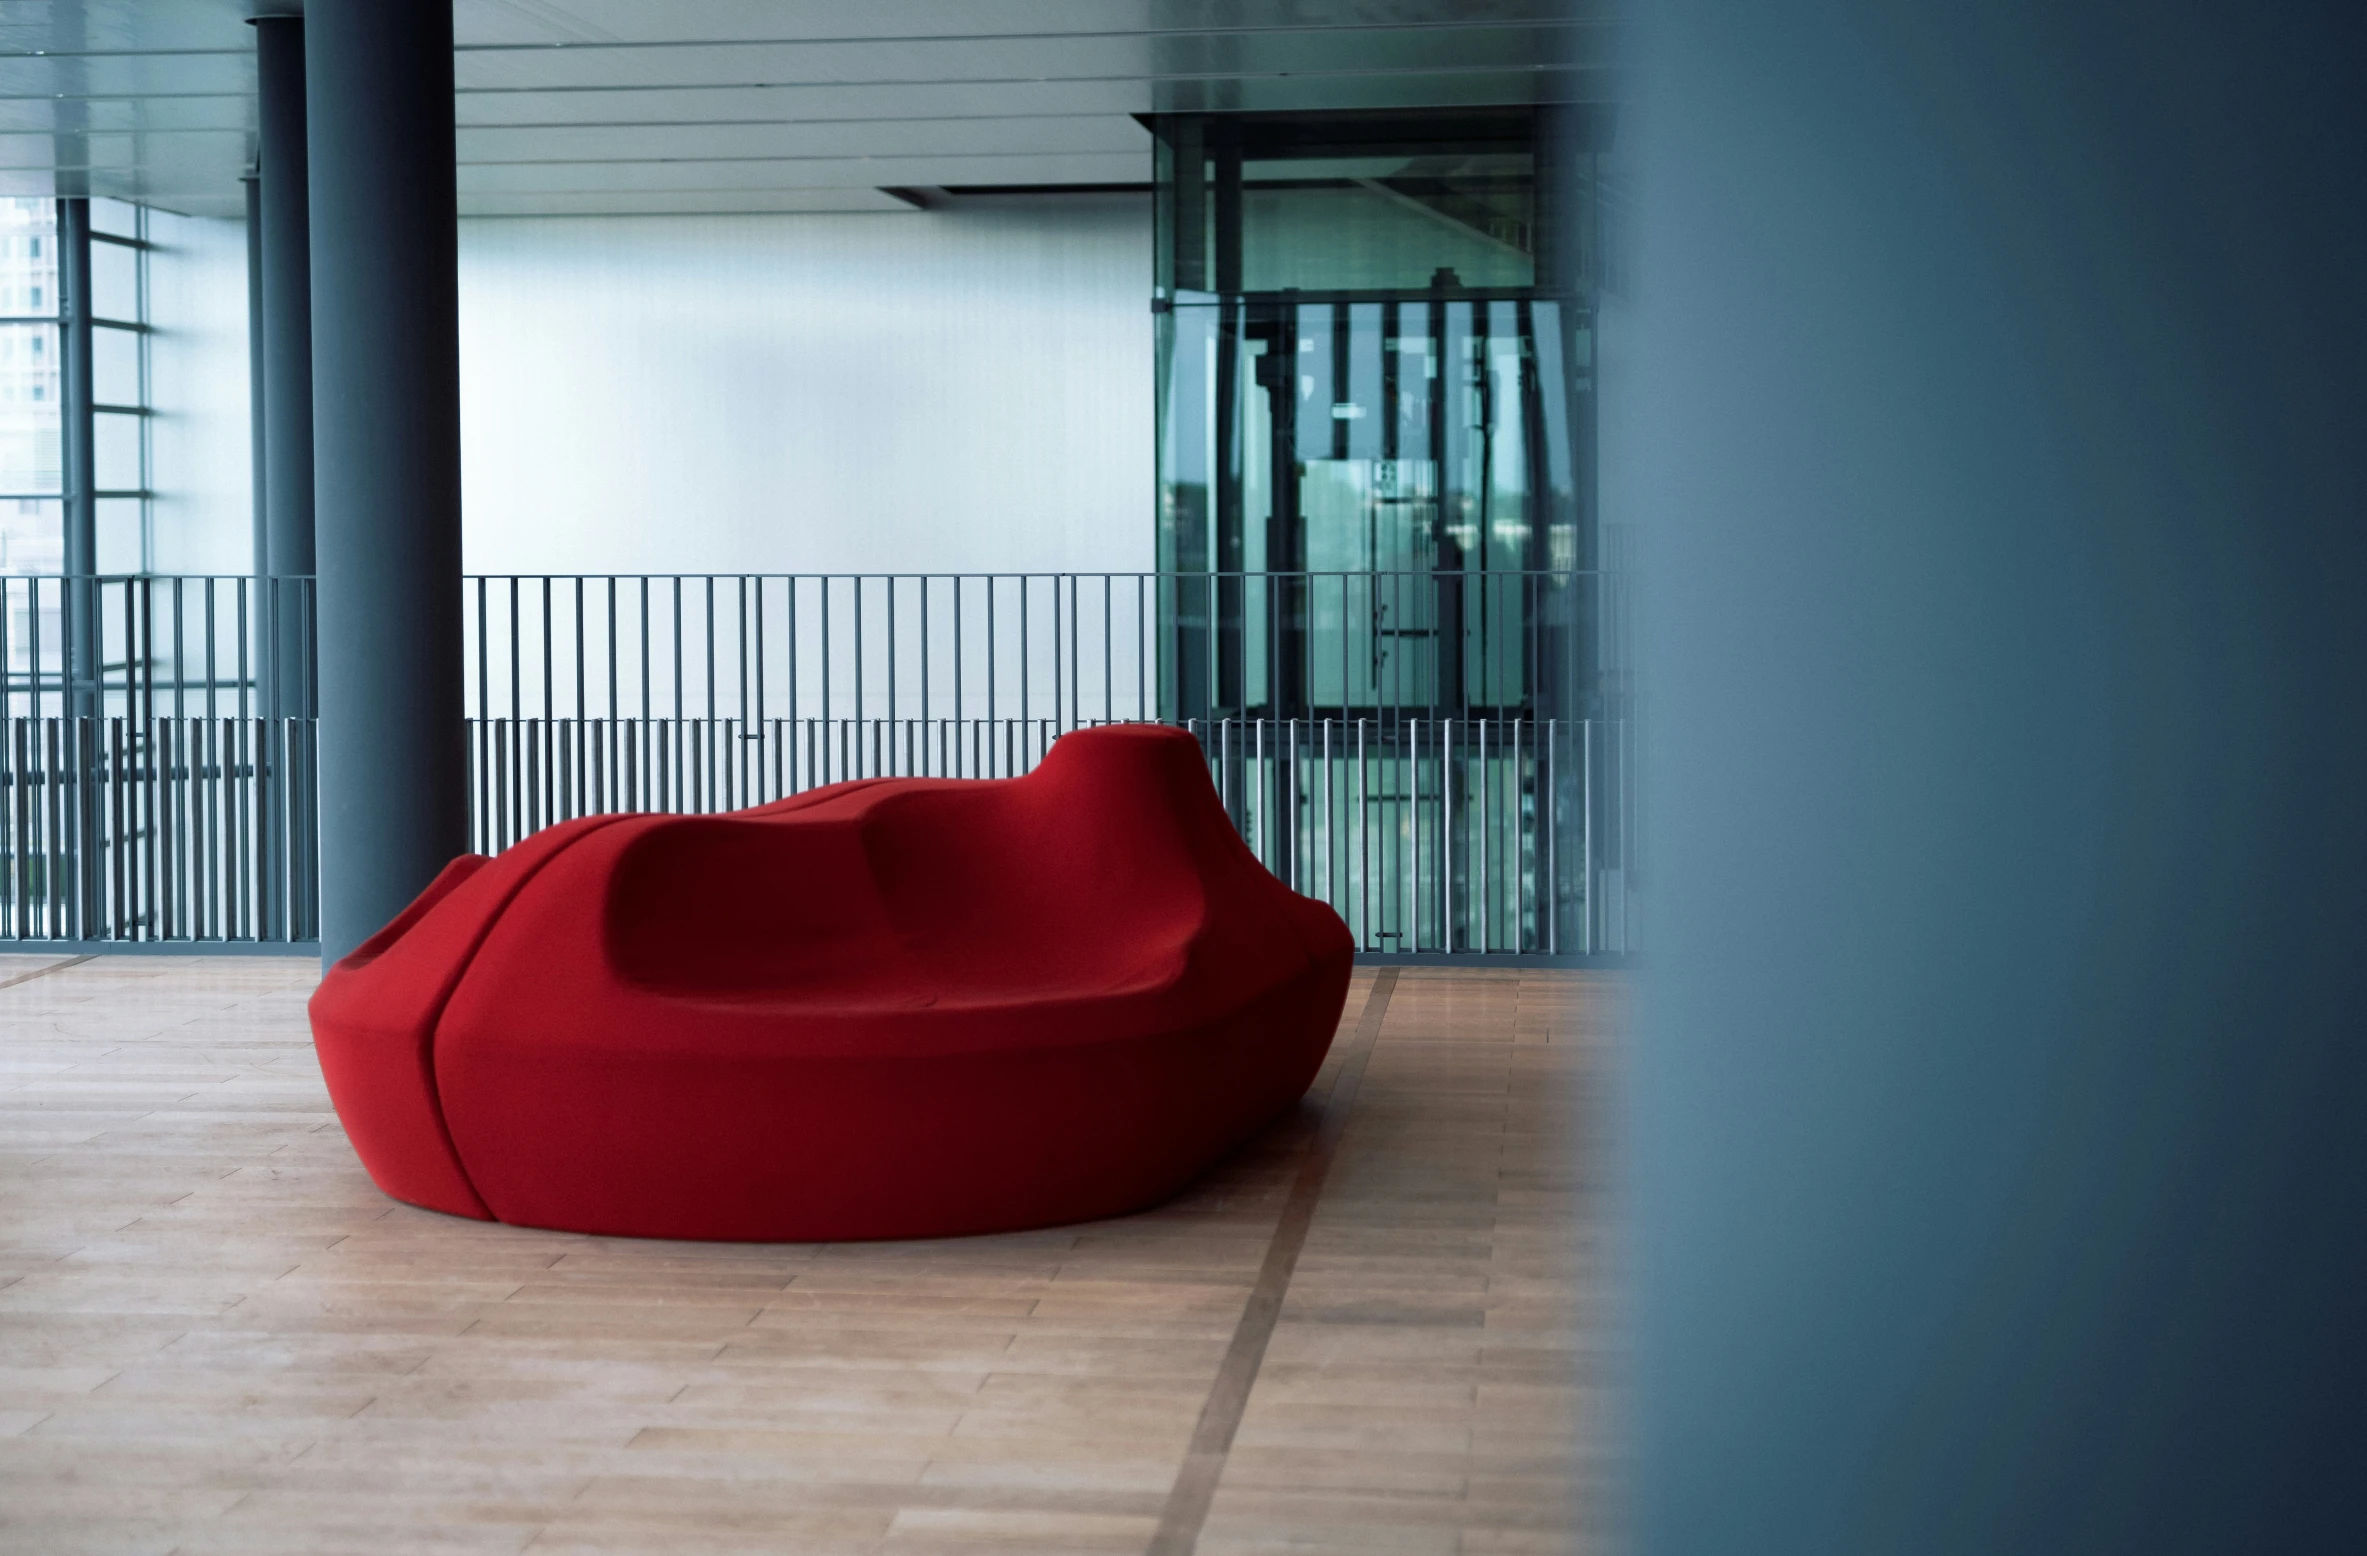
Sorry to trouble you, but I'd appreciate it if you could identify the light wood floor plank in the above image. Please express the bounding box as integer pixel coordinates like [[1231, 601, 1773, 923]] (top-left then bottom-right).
[[0, 958, 1608, 1554]]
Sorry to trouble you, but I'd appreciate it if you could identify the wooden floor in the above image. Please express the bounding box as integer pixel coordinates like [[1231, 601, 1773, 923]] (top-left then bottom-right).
[[0, 956, 1610, 1555]]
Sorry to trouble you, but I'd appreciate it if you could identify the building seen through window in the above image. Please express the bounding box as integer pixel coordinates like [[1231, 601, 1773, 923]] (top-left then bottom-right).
[[0, 195, 154, 579], [0, 197, 61, 576]]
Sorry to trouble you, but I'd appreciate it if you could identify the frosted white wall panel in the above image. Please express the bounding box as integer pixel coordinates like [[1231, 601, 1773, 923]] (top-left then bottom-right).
[[459, 199, 1153, 577], [146, 209, 253, 576]]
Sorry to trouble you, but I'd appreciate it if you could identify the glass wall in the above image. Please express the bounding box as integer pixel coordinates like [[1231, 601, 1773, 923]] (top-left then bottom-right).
[[0, 196, 154, 578], [1151, 107, 1628, 956], [1152, 107, 1613, 725], [0, 198, 62, 576], [90, 199, 154, 575]]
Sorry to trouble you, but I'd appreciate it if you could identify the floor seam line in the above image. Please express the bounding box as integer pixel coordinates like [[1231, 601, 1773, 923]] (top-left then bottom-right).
[[1144, 966, 1399, 1556], [0, 954, 94, 992]]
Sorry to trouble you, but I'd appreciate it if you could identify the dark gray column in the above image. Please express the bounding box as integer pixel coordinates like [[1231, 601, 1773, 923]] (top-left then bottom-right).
[[305, 1, 466, 965], [252, 14, 314, 725], [1633, 1, 2367, 1552], [56, 196, 99, 936], [243, 169, 266, 583], [55, 198, 95, 716], [56, 198, 92, 580]]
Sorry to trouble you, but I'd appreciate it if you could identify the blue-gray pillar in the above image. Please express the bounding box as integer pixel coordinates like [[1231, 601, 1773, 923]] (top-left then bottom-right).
[[305, 0, 466, 965], [56, 196, 95, 710], [1632, 1, 2367, 1552], [56, 196, 99, 936], [243, 169, 266, 582], [253, 14, 314, 723]]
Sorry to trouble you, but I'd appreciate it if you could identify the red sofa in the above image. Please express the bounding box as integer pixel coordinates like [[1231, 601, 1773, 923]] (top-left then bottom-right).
[[307, 724, 1354, 1240]]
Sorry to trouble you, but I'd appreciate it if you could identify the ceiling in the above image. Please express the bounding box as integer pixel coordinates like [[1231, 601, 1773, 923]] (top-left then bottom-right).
[[0, 0, 1619, 219]]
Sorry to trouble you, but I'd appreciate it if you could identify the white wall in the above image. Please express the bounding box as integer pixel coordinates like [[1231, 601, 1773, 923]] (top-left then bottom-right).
[[146, 208, 253, 576], [458, 197, 1154, 578]]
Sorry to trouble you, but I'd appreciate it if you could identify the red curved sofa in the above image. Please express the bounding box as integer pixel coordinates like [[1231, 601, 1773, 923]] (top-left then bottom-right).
[[307, 724, 1354, 1241]]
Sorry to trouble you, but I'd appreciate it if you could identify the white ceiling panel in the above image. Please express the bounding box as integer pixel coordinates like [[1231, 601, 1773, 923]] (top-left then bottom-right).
[[457, 116, 1152, 166], [0, 1, 1624, 219], [456, 187, 914, 217], [448, 2, 1591, 48], [447, 25, 1600, 94], [458, 151, 1149, 196]]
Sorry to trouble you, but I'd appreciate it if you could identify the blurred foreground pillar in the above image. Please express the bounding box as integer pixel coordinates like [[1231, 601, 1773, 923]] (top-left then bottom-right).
[[1631, 2, 2367, 1551]]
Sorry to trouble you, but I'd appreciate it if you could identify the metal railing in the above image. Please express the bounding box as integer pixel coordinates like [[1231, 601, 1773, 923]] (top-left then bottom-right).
[[1, 571, 1634, 956], [465, 571, 1634, 957], [2, 574, 316, 943]]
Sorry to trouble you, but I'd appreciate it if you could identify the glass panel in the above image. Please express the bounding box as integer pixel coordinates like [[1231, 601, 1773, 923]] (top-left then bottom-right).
[[93, 322, 141, 406], [0, 323, 60, 496], [91, 238, 140, 322], [95, 408, 143, 493], [1241, 158, 1534, 293], [1154, 108, 1593, 727], [0, 496, 60, 575], [96, 496, 143, 574]]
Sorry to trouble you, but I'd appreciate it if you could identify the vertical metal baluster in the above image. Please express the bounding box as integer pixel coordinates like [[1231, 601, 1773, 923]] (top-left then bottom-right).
[[635, 576, 650, 808], [30, 576, 44, 722], [786, 578, 800, 790], [106, 715, 121, 933], [1358, 718, 1369, 950], [1220, 717, 1237, 841], [570, 576, 583, 816], [1408, 717, 1420, 953], [235, 575, 249, 726], [472, 574, 487, 726], [203, 583, 217, 932], [986, 577, 997, 776], [954, 577, 966, 777], [919, 577, 931, 773], [820, 578, 832, 784], [1323, 717, 1334, 915], [731, 576, 746, 801], [1253, 717, 1264, 866], [506, 575, 521, 730], [1512, 716, 1524, 953], [853, 577, 866, 778], [144, 707, 158, 942], [1479, 717, 1490, 955]]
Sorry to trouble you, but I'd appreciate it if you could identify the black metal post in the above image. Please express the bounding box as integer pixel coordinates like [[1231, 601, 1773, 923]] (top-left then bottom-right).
[[243, 170, 266, 581], [253, 15, 314, 720], [306, 0, 466, 965], [57, 198, 96, 714], [57, 197, 99, 938]]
